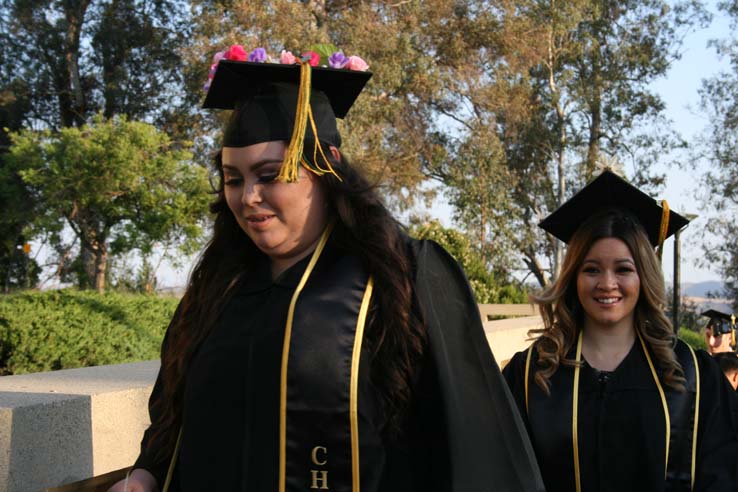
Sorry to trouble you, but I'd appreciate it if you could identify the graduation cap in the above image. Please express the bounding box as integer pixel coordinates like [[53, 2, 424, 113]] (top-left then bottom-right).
[[539, 170, 690, 249], [202, 48, 372, 182], [702, 309, 736, 336]]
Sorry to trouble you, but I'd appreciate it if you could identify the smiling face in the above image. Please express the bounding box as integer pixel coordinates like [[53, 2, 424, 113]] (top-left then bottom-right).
[[221, 141, 329, 278], [576, 237, 641, 333]]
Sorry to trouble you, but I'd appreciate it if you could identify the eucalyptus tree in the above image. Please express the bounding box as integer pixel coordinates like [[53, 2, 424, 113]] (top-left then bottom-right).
[[699, 0, 738, 306]]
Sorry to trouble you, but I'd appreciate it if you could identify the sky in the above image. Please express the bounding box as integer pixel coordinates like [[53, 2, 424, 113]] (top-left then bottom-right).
[[142, 1, 738, 290]]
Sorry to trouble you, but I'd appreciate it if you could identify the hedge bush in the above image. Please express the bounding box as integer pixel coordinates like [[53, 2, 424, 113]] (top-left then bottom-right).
[[678, 327, 707, 351], [0, 289, 179, 375]]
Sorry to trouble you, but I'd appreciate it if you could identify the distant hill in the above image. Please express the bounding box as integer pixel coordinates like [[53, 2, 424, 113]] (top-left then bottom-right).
[[682, 281, 724, 298], [683, 296, 733, 313]]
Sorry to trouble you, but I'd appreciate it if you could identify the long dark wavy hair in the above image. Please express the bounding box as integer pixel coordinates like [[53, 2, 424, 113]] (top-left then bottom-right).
[[530, 208, 685, 394], [146, 142, 426, 463]]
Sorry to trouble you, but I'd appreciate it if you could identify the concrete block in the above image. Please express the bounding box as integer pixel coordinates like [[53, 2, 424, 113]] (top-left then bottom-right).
[[0, 361, 159, 492], [484, 315, 542, 367]]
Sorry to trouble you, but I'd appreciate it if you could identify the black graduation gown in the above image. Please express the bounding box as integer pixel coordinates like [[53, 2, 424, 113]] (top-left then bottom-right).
[[134, 237, 544, 491], [503, 338, 738, 492]]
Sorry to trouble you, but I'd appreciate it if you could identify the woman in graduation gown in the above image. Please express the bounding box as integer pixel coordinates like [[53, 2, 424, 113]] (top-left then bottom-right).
[[109, 45, 544, 492], [503, 170, 738, 492]]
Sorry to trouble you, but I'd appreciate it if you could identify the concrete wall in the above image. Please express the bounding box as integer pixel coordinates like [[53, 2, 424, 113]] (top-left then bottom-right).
[[0, 316, 540, 492], [483, 315, 542, 368], [0, 361, 158, 492]]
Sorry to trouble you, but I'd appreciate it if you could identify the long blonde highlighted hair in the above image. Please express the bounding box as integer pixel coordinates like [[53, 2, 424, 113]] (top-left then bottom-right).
[[530, 208, 685, 394]]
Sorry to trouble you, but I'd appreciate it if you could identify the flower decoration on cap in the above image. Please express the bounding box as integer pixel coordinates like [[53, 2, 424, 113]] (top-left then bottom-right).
[[224, 45, 247, 61], [203, 43, 369, 92], [329, 51, 349, 69], [248, 47, 268, 63], [301, 51, 321, 67], [280, 50, 297, 65], [203, 43, 369, 182]]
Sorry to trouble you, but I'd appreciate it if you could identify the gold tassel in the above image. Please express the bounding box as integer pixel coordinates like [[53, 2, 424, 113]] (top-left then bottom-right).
[[277, 59, 341, 183], [656, 199, 670, 260]]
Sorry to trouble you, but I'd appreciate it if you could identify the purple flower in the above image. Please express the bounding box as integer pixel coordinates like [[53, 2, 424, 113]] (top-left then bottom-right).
[[248, 47, 267, 63], [329, 51, 349, 69]]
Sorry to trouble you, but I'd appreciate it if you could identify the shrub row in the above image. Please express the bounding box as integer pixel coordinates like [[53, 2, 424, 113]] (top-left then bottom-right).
[[0, 288, 710, 376], [0, 289, 179, 375], [678, 327, 707, 351]]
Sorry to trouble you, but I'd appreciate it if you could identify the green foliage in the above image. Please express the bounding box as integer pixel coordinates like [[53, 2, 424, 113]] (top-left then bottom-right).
[[0, 246, 40, 292], [410, 220, 526, 304], [308, 43, 339, 64], [699, 1, 738, 306], [678, 328, 707, 352], [2, 0, 190, 129], [0, 289, 178, 375], [7, 115, 211, 291]]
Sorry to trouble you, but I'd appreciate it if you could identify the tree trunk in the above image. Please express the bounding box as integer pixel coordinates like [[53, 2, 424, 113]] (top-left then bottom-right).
[[553, 137, 565, 281], [94, 246, 108, 293], [524, 251, 549, 288], [58, 1, 92, 127], [547, 11, 566, 281], [585, 45, 602, 179], [80, 246, 96, 289]]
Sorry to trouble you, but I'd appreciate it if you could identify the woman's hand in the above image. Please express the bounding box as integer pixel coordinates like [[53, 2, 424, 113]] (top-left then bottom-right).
[[107, 468, 159, 492]]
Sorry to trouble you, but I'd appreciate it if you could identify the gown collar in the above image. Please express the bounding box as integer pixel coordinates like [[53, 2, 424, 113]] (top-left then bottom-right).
[[239, 242, 336, 293]]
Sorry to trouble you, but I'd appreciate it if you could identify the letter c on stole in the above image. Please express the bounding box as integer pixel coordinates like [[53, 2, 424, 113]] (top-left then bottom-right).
[[311, 446, 328, 466]]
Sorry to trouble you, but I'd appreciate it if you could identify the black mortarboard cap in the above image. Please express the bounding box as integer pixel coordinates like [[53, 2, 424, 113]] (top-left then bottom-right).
[[702, 309, 736, 336], [538, 170, 690, 246], [203, 61, 371, 149], [202, 58, 371, 181], [203, 60, 371, 117], [701, 309, 735, 322]]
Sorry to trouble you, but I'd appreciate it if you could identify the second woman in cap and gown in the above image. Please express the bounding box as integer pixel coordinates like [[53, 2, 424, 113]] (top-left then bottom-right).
[[109, 47, 545, 492], [503, 171, 738, 492]]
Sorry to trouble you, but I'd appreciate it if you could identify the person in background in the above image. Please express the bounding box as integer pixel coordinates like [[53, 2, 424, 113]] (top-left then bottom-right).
[[702, 309, 736, 355], [108, 45, 544, 492], [503, 170, 738, 492]]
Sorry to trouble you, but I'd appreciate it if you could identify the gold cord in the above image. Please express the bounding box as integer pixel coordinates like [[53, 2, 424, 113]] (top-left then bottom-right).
[[637, 331, 670, 478], [657, 200, 670, 260], [572, 332, 583, 492], [524, 345, 533, 415], [571, 330, 672, 488], [350, 276, 374, 492], [278, 60, 311, 183], [277, 59, 340, 182], [688, 345, 700, 491], [162, 427, 183, 492]]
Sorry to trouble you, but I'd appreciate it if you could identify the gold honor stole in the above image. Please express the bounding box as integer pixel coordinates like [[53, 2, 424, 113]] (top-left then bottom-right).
[[279, 224, 374, 492]]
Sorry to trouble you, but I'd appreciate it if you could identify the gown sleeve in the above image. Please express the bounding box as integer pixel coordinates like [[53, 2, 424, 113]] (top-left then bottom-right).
[[410, 239, 545, 492], [132, 303, 183, 489], [693, 349, 738, 491]]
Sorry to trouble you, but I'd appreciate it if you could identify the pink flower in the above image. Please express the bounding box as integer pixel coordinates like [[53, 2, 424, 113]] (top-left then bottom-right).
[[302, 51, 320, 67], [208, 63, 218, 79], [224, 45, 247, 61], [212, 51, 226, 64], [280, 50, 297, 65], [346, 55, 369, 71]]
